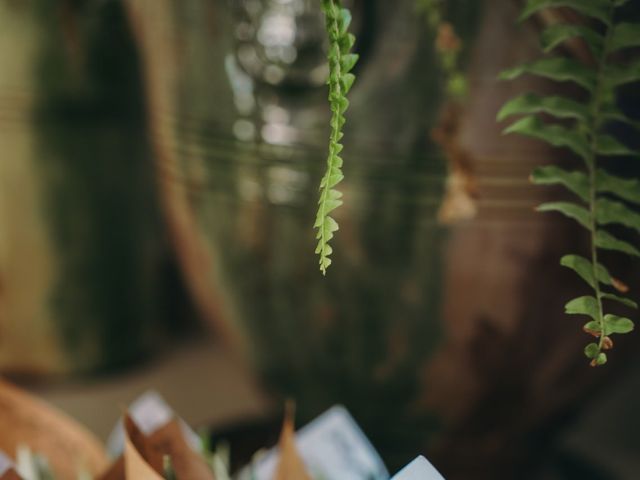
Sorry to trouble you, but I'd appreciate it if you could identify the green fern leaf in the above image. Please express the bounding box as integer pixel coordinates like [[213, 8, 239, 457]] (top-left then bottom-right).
[[596, 198, 640, 233], [584, 345, 608, 365], [520, 0, 611, 26], [531, 166, 589, 201], [490, 0, 640, 364], [315, 0, 358, 274], [605, 59, 640, 88], [597, 169, 640, 204], [541, 24, 604, 56], [610, 23, 640, 52], [498, 93, 589, 122], [595, 134, 638, 156], [560, 254, 613, 289], [500, 58, 596, 92], [602, 110, 640, 131], [601, 104, 636, 124], [595, 230, 640, 257], [584, 341, 601, 358], [503, 116, 589, 160], [341, 73, 356, 93], [340, 53, 358, 73], [565, 296, 599, 319], [602, 293, 639, 309], [338, 7, 351, 34], [583, 340, 608, 364], [603, 314, 635, 335], [537, 202, 591, 228]]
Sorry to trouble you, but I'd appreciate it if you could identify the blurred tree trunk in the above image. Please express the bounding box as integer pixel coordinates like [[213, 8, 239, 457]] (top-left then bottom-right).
[[0, 0, 169, 376]]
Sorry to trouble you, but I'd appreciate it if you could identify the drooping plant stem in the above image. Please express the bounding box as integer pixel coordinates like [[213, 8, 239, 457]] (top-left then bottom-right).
[[315, 0, 357, 274], [586, 2, 614, 355]]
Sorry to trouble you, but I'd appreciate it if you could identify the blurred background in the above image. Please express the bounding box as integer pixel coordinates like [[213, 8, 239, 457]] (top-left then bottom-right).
[[1, 0, 640, 478]]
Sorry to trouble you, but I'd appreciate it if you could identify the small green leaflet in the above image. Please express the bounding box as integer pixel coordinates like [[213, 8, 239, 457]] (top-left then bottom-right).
[[540, 24, 604, 56], [595, 230, 640, 257], [584, 342, 601, 358], [596, 198, 640, 233], [604, 59, 640, 88], [597, 169, 640, 204], [503, 116, 589, 160], [519, 0, 611, 26], [499, 58, 597, 92], [603, 314, 635, 335], [565, 296, 599, 320], [560, 254, 613, 290], [498, 93, 589, 122], [595, 134, 638, 157], [537, 202, 590, 229], [602, 293, 639, 309], [530, 166, 589, 202], [610, 22, 640, 52]]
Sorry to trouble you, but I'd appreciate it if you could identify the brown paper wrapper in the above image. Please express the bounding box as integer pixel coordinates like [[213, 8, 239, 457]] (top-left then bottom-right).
[[124, 415, 165, 474], [0, 379, 107, 479], [104, 413, 216, 480], [0, 469, 22, 480], [146, 420, 215, 480], [97, 457, 124, 480], [124, 432, 164, 480]]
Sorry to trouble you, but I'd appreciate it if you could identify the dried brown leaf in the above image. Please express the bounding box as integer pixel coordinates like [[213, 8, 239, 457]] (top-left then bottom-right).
[[612, 277, 630, 293]]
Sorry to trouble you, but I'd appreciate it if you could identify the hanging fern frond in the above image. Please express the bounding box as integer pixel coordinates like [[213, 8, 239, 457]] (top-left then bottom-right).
[[315, 0, 358, 275], [499, 0, 640, 366]]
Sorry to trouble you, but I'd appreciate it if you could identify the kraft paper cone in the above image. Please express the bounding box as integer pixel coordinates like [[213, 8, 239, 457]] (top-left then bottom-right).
[[0, 471, 21, 480], [97, 457, 123, 480], [121, 413, 215, 480], [0, 379, 107, 479], [147, 420, 215, 480], [273, 403, 311, 480], [0, 450, 20, 480], [124, 433, 163, 480], [123, 414, 164, 475]]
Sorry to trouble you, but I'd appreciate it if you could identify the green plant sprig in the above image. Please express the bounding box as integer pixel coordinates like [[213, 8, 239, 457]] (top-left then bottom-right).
[[315, 0, 358, 275], [417, 0, 468, 99], [499, 0, 640, 366]]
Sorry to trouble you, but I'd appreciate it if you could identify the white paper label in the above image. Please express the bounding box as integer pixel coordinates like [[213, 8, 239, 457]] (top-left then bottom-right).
[[391, 456, 445, 480], [106, 390, 200, 457], [243, 405, 388, 480], [0, 451, 14, 476]]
